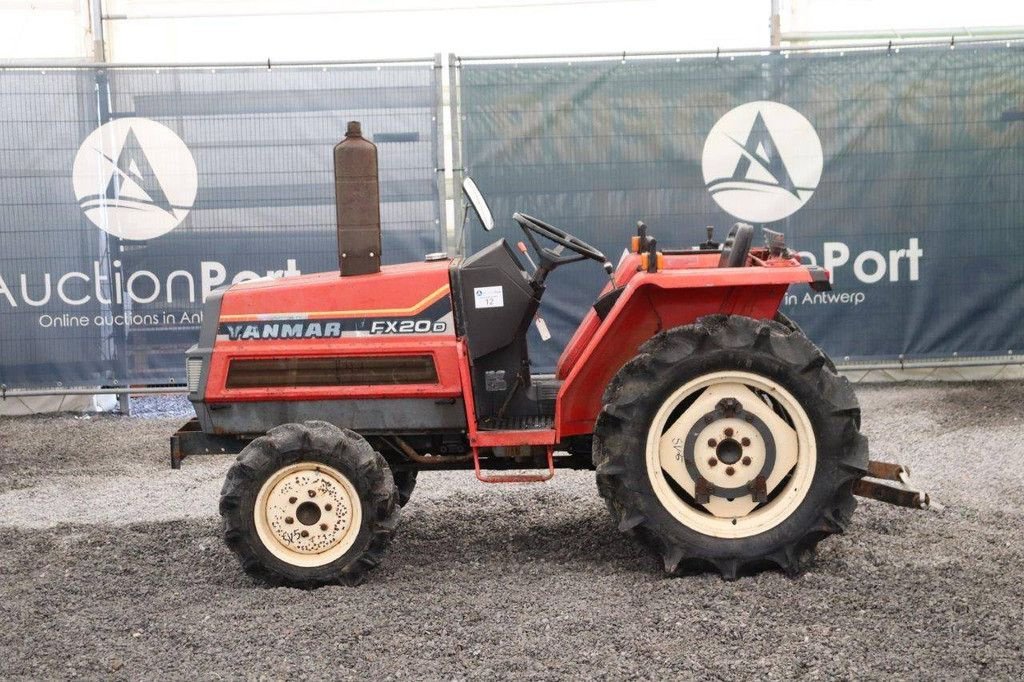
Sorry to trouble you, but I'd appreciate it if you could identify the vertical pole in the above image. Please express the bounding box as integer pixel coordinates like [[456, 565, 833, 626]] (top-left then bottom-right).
[[90, 0, 106, 61], [432, 53, 453, 254], [439, 52, 459, 254], [449, 54, 465, 253], [770, 0, 782, 47], [96, 73, 131, 415], [432, 54, 446, 253], [89, 0, 129, 414]]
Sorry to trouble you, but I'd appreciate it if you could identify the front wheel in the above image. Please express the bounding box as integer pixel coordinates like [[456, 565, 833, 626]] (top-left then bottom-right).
[[594, 315, 867, 579], [393, 469, 417, 507], [220, 421, 400, 587]]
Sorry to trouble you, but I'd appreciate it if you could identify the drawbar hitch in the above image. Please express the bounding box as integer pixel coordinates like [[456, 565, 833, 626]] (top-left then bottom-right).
[[853, 460, 938, 510]]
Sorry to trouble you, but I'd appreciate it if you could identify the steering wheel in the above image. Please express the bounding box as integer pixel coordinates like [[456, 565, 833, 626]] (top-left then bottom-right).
[[718, 222, 754, 268], [513, 212, 608, 266]]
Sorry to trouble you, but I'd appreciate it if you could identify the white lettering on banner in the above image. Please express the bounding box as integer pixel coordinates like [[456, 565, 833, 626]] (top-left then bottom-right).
[[0, 274, 17, 306], [0, 258, 302, 309], [93, 261, 111, 305], [798, 238, 923, 286], [56, 271, 90, 305], [20, 274, 51, 306], [783, 290, 868, 307], [126, 270, 161, 304], [166, 270, 195, 302], [201, 261, 227, 300]]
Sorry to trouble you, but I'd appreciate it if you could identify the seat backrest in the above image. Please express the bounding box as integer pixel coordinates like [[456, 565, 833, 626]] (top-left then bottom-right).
[[718, 222, 754, 267]]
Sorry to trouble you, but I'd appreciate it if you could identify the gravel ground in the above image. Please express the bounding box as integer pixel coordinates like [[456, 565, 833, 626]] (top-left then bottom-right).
[[0, 382, 1022, 679]]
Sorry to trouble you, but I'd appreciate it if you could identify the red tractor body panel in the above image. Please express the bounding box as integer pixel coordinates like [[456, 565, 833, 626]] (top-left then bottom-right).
[[204, 261, 464, 405], [186, 237, 826, 452], [554, 254, 816, 436]]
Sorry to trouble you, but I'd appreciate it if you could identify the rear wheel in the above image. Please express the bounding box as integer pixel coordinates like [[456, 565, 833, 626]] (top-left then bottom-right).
[[774, 311, 836, 372], [594, 314, 867, 579], [220, 421, 400, 587]]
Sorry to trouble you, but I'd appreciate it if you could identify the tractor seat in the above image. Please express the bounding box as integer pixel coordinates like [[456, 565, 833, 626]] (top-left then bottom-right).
[[718, 222, 754, 267]]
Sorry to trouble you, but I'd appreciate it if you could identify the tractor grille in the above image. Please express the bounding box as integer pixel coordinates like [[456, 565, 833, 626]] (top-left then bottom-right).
[[226, 355, 438, 389], [186, 357, 203, 393], [481, 415, 555, 430]]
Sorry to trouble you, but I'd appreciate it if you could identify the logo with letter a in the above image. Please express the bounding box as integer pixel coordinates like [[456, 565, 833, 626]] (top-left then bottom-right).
[[702, 101, 823, 223], [73, 117, 198, 240]]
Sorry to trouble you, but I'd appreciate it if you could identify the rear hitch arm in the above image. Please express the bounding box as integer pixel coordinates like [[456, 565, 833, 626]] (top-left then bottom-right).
[[852, 459, 940, 511]]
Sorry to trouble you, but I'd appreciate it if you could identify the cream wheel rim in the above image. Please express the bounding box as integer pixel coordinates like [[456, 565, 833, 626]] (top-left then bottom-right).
[[254, 462, 362, 568], [645, 370, 816, 539]]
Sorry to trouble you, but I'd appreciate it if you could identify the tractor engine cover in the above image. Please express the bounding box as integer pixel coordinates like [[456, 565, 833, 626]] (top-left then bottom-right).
[[186, 260, 466, 435]]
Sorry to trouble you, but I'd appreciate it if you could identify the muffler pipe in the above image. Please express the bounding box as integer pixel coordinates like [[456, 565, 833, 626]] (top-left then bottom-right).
[[333, 121, 381, 276]]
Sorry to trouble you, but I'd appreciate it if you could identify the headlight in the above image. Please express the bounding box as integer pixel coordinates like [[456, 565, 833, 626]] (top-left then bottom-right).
[[186, 357, 203, 393]]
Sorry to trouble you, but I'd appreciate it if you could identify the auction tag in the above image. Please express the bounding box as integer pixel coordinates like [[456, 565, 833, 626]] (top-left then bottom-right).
[[535, 316, 552, 341], [474, 285, 504, 308]]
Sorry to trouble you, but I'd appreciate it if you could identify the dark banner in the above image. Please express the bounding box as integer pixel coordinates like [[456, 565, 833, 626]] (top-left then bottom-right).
[[3, 46, 1023, 389], [0, 64, 441, 388], [459, 44, 1024, 370]]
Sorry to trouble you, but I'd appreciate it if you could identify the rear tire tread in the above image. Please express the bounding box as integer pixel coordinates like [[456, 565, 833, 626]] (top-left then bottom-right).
[[594, 314, 868, 580]]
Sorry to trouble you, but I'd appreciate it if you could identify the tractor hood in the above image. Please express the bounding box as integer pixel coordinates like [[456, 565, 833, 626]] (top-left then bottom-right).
[[215, 260, 454, 337]]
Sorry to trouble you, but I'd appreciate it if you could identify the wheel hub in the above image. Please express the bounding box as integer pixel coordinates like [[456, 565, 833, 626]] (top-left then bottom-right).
[[677, 400, 777, 503], [295, 501, 322, 526], [649, 373, 815, 537], [714, 438, 743, 465], [254, 463, 362, 565]]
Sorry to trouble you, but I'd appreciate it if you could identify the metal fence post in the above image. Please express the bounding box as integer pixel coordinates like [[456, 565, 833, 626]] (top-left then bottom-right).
[[437, 52, 460, 255], [449, 54, 465, 255], [87, 0, 130, 413], [432, 54, 447, 253]]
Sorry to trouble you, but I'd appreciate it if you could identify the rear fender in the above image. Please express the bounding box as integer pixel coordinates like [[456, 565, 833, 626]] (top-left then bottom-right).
[[555, 265, 826, 438]]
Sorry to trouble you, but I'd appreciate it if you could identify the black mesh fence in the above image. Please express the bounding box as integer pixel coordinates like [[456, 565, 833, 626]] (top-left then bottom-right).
[[0, 62, 442, 388], [3, 43, 1024, 390], [457, 43, 1024, 371]]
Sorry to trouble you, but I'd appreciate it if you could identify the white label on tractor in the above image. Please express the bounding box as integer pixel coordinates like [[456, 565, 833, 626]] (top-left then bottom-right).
[[535, 316, 552, 341], [474, 285, 504, 308]]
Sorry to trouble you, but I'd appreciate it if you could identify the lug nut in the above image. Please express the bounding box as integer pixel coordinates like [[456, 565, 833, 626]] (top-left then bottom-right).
[[707, 458, 717, 467], [707, 438, 717, 447], [725, 466, 735, 476], [324, 503, 332, 511], [724, 428, 734, 437], [741, 437, 750, 447], [320, 523, 328, 531], [742, 456, 752, 466], [289, 497, 297, 504], [285, 517, 294, 524], [300, 530, 309, 538], [308, 490, 316, 498]]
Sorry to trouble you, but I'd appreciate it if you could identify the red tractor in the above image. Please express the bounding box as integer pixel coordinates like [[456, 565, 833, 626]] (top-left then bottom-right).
[[172, 123, 927, 587]]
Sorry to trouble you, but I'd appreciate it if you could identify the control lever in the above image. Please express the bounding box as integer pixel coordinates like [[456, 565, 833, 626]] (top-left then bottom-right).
[[516, 241, 552, 342], [699, 226, 720, 251], [516, 241, 539, 272], [762, 228, 788, 258]]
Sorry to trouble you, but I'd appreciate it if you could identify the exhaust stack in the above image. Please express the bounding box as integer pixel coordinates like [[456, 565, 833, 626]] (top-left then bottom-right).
[[333, 121, 381, 276]]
